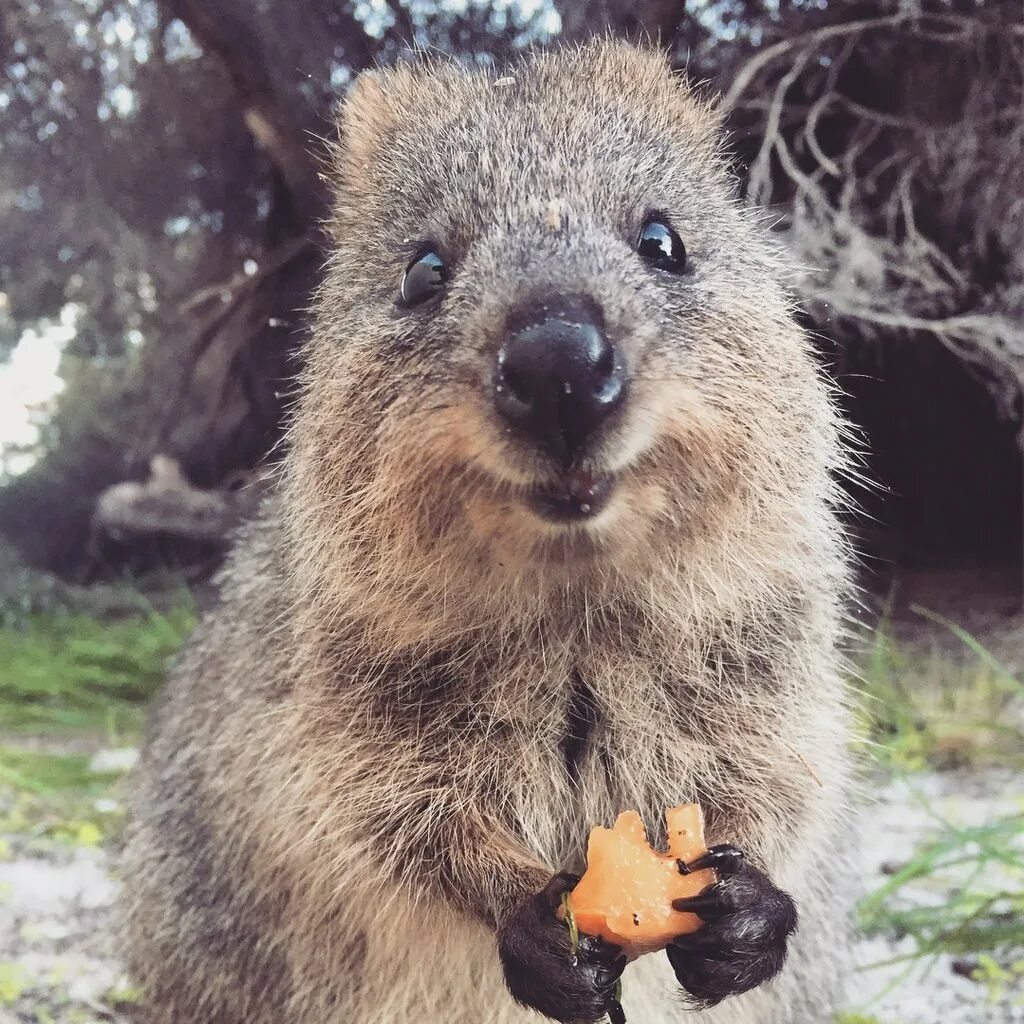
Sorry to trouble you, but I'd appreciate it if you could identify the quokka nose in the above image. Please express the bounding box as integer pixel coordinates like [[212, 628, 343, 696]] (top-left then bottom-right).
[[494, 296, 627, 463]]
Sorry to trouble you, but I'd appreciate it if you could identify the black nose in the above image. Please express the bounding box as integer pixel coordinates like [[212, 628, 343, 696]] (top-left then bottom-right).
[[494, 296, 626, 463]]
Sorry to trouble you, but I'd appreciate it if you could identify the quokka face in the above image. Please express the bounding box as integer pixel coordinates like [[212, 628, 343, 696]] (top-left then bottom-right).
[[296, 41, 835, 580]]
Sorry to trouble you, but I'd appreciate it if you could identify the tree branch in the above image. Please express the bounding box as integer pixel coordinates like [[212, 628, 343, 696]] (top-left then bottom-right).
[[154, 0, 329, 217]]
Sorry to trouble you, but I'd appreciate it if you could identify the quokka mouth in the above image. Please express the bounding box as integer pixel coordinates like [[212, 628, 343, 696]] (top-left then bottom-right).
[[526, 470, 615, 524]]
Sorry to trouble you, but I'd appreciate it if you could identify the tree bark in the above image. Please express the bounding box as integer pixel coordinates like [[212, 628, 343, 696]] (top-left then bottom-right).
[[155, 0, 330, 220]]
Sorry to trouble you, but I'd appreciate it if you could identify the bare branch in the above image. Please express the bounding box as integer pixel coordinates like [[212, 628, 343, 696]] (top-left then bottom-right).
[[730, 9, 1024, 423]]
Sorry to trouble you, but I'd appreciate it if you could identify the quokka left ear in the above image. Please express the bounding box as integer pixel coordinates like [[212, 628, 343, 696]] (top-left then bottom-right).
[[335, 69, 405, 179]]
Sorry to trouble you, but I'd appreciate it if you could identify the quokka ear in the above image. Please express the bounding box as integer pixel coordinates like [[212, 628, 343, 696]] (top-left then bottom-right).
[[333, 66, 416, 189]]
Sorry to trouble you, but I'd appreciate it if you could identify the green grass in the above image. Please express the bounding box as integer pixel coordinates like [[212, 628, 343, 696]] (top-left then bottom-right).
[[0, 602, 195, 739], [0, 594, 195, 827], [852, 608, 1024, 1009], [0, 748, 104, 795], [859, 812, 1024, 958], [853, 806, 1024, 1012], [854, 606, 1024, 772]]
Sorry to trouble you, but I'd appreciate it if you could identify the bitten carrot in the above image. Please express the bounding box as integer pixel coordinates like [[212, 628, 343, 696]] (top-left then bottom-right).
[[562, 804, 715, 956]]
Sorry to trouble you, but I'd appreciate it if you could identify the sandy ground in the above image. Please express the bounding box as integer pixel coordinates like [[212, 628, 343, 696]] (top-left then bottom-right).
[[0, 760, 1020, 1023]]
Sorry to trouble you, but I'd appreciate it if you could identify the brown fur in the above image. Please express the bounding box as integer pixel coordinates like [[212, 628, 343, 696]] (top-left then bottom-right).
[[122, 40, 855, 1023]]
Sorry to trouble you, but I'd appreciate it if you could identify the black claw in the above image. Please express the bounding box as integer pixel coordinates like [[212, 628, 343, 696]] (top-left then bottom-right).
[[578, 934, 625, 968], [671, 882, 731, 921], [539, 871, 580, 908], [607, 998, 627, 1024], [666, 927, 718, 951], [681, 843, 746, 877]]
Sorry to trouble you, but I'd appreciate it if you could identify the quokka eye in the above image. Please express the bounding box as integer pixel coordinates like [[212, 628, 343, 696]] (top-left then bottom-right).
[[399, 248, 448, 307], [636, 216, 687, 274]]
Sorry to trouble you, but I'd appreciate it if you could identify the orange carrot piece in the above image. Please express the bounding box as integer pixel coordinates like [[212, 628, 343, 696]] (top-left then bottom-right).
[[563, 804, 715, 956]]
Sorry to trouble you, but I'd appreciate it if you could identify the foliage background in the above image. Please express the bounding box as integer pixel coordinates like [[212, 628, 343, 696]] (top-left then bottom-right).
[[0, 0, 1020, 595]]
